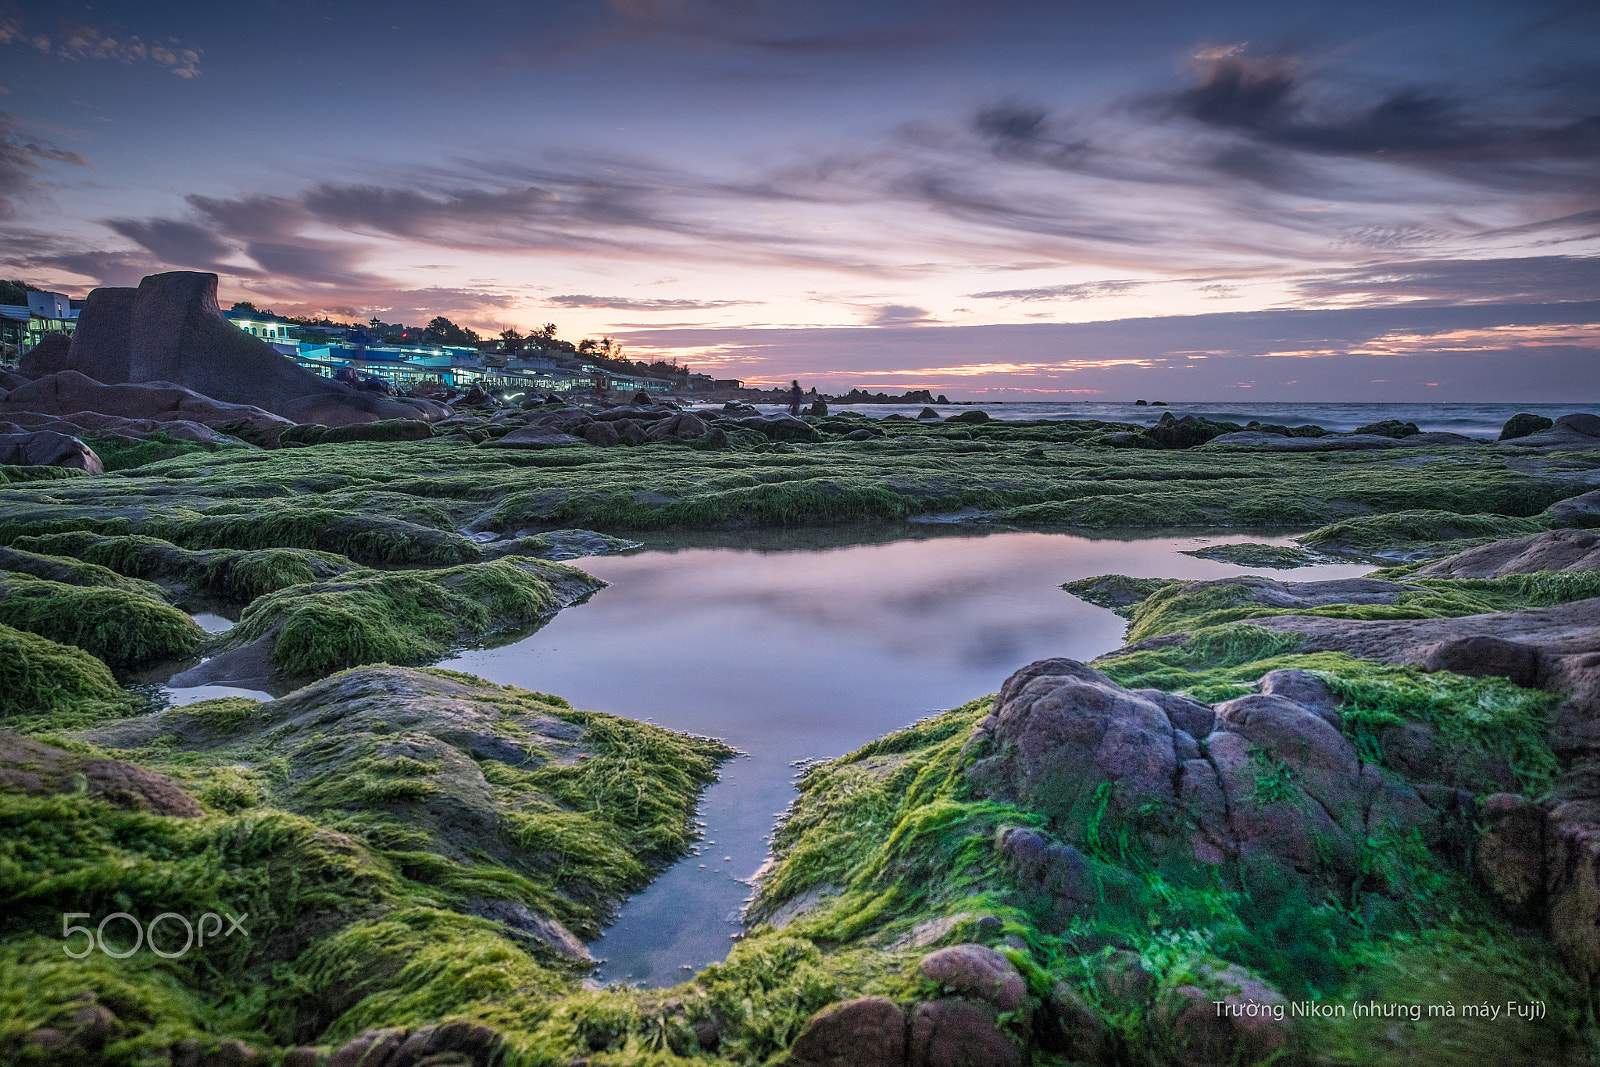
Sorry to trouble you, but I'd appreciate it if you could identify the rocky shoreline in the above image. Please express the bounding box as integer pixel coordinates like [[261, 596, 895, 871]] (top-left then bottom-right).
[[4, 273, 1600, 1064]]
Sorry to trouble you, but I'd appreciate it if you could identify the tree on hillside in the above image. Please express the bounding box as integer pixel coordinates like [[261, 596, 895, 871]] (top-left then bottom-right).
[[230, 301, 258, 313], [0, 280, 37, 305], [499, 326, 525, 353], [424, 316, 480, 346]]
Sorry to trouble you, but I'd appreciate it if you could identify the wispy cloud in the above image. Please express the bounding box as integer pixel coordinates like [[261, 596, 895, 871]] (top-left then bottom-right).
[[0, 110, 89, 218], [1, 15, 202, 77], [967, 280, 1145, 302], [543, 293, 753, 311]]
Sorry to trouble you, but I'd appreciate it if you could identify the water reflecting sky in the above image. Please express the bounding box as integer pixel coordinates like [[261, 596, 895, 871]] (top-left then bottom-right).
[[438, 526, 1372, 985]]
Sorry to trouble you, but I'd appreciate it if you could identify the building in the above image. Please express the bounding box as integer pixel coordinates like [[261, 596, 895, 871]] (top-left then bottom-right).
[[0, 290, 79, 365]]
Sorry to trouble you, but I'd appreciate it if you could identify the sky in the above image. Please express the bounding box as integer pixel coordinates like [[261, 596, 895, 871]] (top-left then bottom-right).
[[1, 0, 1597, 400]]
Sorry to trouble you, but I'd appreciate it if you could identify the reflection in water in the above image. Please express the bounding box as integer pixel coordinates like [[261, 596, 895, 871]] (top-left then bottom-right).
[[438, 528, 1371, 986]]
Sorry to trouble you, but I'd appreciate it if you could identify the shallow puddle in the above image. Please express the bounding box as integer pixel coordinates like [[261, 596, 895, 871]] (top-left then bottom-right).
[[436, 525, 1372, 985]]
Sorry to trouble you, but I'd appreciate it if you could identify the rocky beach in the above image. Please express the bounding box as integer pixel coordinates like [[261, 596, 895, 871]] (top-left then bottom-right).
[[3, 274, 1600, 1065]]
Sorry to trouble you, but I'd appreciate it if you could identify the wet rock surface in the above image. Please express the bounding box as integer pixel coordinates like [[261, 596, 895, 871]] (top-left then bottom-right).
[[1414, 528, 1600, 577], [0, 730, 203, 815]]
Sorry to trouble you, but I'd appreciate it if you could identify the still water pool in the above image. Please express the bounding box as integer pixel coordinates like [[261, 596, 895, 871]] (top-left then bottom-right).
[[432, 526, 1372, 986]]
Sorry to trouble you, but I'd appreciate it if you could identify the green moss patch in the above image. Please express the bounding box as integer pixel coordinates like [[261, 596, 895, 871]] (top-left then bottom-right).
[[217, 557, 601, 676], [0, 573, 202, 668], [1301, 509, 1549, 555], [13, 533, 356, 601], [0, 544, 168, 598], [0, 623, 137, 728], [1180, 542, 1326, 568]]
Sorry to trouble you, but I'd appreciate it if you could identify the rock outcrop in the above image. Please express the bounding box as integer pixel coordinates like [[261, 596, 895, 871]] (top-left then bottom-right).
[[1207, 430, 1480, 451], [0, 429, 102, 472], [0, 730, 203, 816], [1497, 413, 1600, 450], [0, 369, 293, 446], [964, 658, 1435, 884], [58, 272, 448, 427], [1414, 529, 1600, 578]]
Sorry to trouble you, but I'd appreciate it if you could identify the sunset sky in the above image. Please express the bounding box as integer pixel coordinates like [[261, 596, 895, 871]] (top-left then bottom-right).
[[2, 0, 1597, 398]]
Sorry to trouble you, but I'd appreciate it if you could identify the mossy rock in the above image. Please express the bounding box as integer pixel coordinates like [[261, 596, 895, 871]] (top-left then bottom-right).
[[0, 544, 169, 598], [0, 572, 203, 668], [0, 622, 137, 727], [1301, 510, 1548, 555], [211, 557, 604, 677], [1180, 542, 1325, 569]]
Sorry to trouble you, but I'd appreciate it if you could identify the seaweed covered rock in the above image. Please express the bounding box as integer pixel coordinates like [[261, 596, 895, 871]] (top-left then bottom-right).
[[1497, 412, 1600, 450], [965, 657, 1433, 882], [0, 622, 137, 723], [1499, 412, 1555, 441], [1149, 412, 1232, 449], [1, 369, 294, 446], [12, 532, 356, 600], [918, 944, 1027, 1013], [176, 556, 604, 685], [0, 572, 203, 668], [1157, 960, 1290, 1067], [0, 731, 203, 815], [1546, 489, 1600, 528], [82, 666, 733, 938], [909, 998, 1018, 1067], [1353, 419, 1422, 439]]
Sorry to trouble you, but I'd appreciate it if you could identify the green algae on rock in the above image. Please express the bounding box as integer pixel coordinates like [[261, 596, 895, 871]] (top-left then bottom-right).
[[11, 533, 357, 600], [0, 573, 203, 668], [207, 557, 603, 677], [0, 623, 138, 727]]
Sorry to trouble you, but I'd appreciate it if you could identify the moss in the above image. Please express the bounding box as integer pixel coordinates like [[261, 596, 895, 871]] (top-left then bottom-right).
[[1180, 542, 1325, 568], [0, 622, 137, 727], [0, 573, 203, 668], [145, 507, 479, 567], [1301, 510, 1548, 554], [14, 533, 357, 601], [218, 557, 599, 676], [84, 430, 242, 472], [1061, 574, 1179, 612], [0, 464, 87, 485], [0, 545, 169, 598]]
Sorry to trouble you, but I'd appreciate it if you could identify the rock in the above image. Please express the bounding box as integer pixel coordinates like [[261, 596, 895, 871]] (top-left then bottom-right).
[[1040, 982, 1102, 1059], [616, 419, 648, 445], [1096, 950, 1152, 1008], [1500, 413, 1555, 441], [582, 420, 620, 447], [1498, 412, 1600, 449], [918, 406, 941, 420], [1159, 961, 1290, 1067], [785, 997, 905, 1067], [966, 656, 1436, 884], [0, 430, 102, 472], [734, 413, 820, 441], [463, 898, 591, 960], [946, 410, 990, 424], [1414, 529, 1600, 578], [917, 944, 1027, 1013], [1, 369, 294, 446], [996, 827, 1095, 928], [644, 412, 710, 440], [62, 272, 448, 427], [908, 999, 1017, 1067], [1354, 419, 1421, 438], [1547, 490, 1600, 528], [490, 427, 586, 449], [1476, 793, 1545, 923], [846, 428, 877, 441], [809, 399, 829, 417], [1420, 634, 1541, 687], [0, 731, 204, 816], [1257, 669, 1340, 727], [17, 331, 73, 377], [1149, 412, 1228, 449], [328, 1028, 405, 1067]]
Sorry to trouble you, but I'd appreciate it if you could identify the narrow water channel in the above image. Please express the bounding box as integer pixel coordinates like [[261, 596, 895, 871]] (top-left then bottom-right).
[[433, 526, 1373, 986]]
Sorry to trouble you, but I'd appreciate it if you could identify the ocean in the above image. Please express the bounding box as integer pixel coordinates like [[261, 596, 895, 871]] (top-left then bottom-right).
[[731, 401, 1595, 439]]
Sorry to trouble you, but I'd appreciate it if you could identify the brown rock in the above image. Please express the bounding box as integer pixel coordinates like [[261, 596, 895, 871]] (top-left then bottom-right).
[[0, 731, 204, 816], [490, 427, 585, 449], [1415, 530, 1600, 578], [1161, 968, 1290, 1067], [1421, 635, 1541, 687], [0, 429, 102, 472], [1547, 490, 1600, 527], [18, 331, 74, 378], [1477, 793, 1545, 923], [786, 996, 905, 1067], [1041, 982, 1102, 1059], [909, 999, 1017, 1067], [581, 420, 620, 447], [1097, 950, 1152, 1008], [918, 944, 1027, 1013], [280, 1049, 320, 1067], [62, 272, 448, 426]]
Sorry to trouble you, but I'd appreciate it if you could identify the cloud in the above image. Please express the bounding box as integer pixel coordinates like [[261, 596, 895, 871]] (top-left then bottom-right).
[[104, 217, 244, 273], [866, 304, 932, 325], [1165, 54, 1600, 191], [1, 15, 202, 76], [967, 280, 1144, 302], [544, 293, 753, 311], [0, 110, 90, 217], [1295, 255, 1600, 305]]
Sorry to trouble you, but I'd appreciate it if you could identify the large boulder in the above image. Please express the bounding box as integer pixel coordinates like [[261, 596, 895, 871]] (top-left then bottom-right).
[[965, 658, 1434, 881], [785, 997, 905, 1067], [1547, 490, 1600, 528], [1, 370, 292, 446], [0, 430, 102, 472], [917, 945, 1027, 1013], [1497, 412, 1600, 450], [1414, 529, 1600, 578], [1499, 412, 1555, 441], [0, 731, 203, 816], [61, 272, 448, 427], [16, 332, 74, 378], [908, 999, 1017, 1067]]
